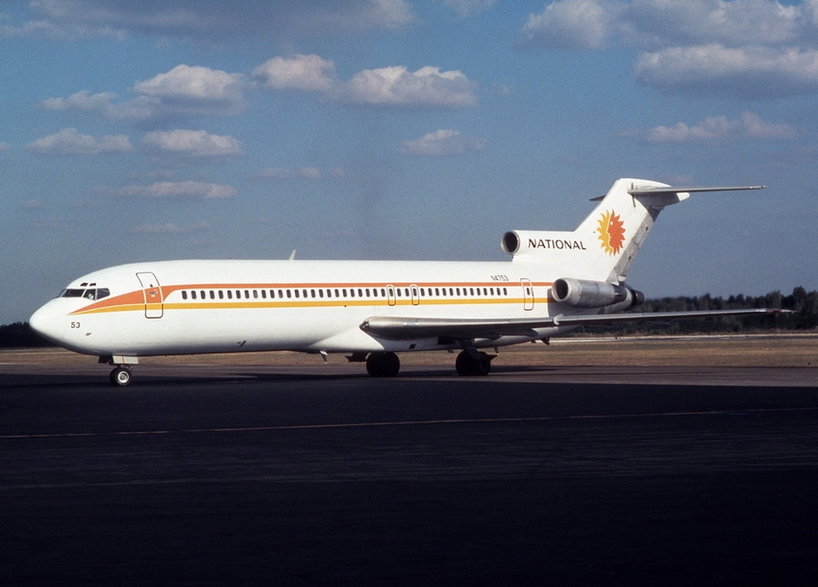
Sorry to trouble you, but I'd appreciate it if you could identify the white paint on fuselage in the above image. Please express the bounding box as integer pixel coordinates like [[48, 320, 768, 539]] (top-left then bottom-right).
[[30, 259, 571, 358]]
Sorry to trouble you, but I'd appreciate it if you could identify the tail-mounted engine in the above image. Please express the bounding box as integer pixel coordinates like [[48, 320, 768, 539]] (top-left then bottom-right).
[[552, 278, 644, 309]]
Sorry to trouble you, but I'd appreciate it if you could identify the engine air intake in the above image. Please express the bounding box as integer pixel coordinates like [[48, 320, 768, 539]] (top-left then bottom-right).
[[552, 278, 644, 309]]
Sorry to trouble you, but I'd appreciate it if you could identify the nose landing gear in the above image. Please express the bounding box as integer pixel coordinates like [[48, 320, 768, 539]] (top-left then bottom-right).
[[109, 365, 132, 387], [100, 355, 139, 387]]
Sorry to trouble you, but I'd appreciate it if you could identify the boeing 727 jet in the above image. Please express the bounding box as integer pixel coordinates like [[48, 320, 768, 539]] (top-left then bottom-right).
[[30, 178, 777, 386]]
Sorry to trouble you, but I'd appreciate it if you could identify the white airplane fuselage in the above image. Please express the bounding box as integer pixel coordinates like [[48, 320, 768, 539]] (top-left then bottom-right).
[[31, 259, 564, 358]]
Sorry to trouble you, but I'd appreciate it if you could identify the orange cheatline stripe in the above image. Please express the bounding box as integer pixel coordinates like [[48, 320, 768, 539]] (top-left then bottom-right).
[[70, 280, 554, 315], [72, 296, 554, 316]]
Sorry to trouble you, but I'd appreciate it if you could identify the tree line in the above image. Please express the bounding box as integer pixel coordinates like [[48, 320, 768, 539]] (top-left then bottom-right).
[[1, 287, 815, 347], [612, 287, 818, 335]]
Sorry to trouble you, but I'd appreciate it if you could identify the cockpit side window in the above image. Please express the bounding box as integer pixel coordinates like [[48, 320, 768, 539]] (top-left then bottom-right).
[[61, 287, 110, 300]]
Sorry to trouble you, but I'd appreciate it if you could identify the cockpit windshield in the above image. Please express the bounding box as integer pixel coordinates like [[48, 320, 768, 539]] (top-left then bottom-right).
[[60, 282, 110, 301]]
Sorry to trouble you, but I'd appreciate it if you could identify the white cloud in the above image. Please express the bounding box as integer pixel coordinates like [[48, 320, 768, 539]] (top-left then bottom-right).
[[0, 8, 123, 40], [522, 0, 806, 50], [130, 222, 210, 234], [257, 166, 344, 179], [254, 55, 479, 109], [142, 129, 243, 157], [400, 129, 488, 156], [642, 111, 796, 142], [42, 65, 246, 126], [134, 64, 245, 113], [646, 0, 801, 47], [14, 1, 413, 40], [634, 45, 818, 97], [341, 65, 478, 108], [46, 57, 475, 130], [523, 0, 617, 50], [40, 90, 117, 113], [116, 181, 237, 199], [521, 0, 818, 98], [0, 142, 9, 151], [253, 54, 337, 92], [135, 64, 243, 102], [26, 128, 132, 155]]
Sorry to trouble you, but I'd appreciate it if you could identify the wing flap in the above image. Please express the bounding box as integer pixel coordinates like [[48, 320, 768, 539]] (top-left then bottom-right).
[[360, 316, 546, 340], [360, 309, 784, 341]]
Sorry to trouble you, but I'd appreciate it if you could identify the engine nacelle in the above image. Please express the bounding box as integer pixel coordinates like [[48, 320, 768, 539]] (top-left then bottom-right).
[[501, 230, 588, 257], [552, 278, 644, 309]]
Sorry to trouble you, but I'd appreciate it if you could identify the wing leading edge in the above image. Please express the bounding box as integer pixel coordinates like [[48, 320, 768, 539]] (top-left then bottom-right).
[[360, 309, 785, 341]]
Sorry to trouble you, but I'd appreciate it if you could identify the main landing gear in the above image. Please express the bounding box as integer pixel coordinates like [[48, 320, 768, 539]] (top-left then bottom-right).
[[363, 349, 494, 377], [455, 350, 493, 376], [366, 351, 401, 377]]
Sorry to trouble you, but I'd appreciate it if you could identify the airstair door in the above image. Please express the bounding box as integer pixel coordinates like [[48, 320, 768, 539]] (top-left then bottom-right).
[[136, 272, 164, 318]]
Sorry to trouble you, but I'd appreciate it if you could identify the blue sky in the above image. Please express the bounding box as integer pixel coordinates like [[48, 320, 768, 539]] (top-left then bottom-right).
[[2, 0, 817, 323]]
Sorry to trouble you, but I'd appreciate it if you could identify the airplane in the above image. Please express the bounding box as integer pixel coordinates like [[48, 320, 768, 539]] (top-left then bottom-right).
[[29, 178, 780, 386]]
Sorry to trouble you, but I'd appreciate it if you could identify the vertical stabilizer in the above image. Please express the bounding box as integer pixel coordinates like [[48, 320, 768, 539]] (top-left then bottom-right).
[[571, 178, 672, 282], [501, 179, 762, 283]]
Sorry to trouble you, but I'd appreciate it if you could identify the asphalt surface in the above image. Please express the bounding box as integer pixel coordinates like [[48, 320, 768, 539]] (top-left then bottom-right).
[[2, 364, 818, 585]]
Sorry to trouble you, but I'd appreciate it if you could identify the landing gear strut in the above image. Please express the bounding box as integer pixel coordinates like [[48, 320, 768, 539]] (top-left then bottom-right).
[[109, 365, 132, 387], [366, 352, 401, 377], [455, 350, 493, 376], [100, 355, 138, 387]]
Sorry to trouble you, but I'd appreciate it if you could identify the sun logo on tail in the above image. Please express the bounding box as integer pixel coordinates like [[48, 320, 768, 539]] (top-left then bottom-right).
[[596, 210, 626, 255]]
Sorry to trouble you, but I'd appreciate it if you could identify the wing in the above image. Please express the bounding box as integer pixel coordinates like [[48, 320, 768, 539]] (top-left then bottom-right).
[[359, 309, 785, 341]]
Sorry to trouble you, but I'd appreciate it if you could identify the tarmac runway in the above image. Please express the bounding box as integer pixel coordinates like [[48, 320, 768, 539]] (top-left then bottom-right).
[[2, 363, 818, 585]]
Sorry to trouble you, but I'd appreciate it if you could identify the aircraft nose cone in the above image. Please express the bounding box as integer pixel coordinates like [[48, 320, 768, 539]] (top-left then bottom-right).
[[29, 301, 65, 346]]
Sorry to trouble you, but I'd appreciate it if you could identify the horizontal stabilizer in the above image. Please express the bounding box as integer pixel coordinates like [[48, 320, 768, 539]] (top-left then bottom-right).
[[590, 184, 764, 202], [627, 185, 765, 196]]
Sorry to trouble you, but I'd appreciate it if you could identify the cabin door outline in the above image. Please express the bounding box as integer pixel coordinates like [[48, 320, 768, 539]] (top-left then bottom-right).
[[136, 272, 164, 318], [521, 278, 534, 311]]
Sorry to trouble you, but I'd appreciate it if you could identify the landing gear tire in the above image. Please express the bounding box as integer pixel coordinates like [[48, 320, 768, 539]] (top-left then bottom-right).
[[366, 352, 400, 377], [109, 366, 132, 387], [455, 350, 491, 376]]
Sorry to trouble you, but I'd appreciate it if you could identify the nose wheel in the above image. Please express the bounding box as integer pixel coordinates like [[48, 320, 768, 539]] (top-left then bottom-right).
[[109, 366, 132, 387]]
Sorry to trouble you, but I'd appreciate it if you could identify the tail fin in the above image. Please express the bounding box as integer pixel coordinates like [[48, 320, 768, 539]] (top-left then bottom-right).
[[501, 178, 764, 283]]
